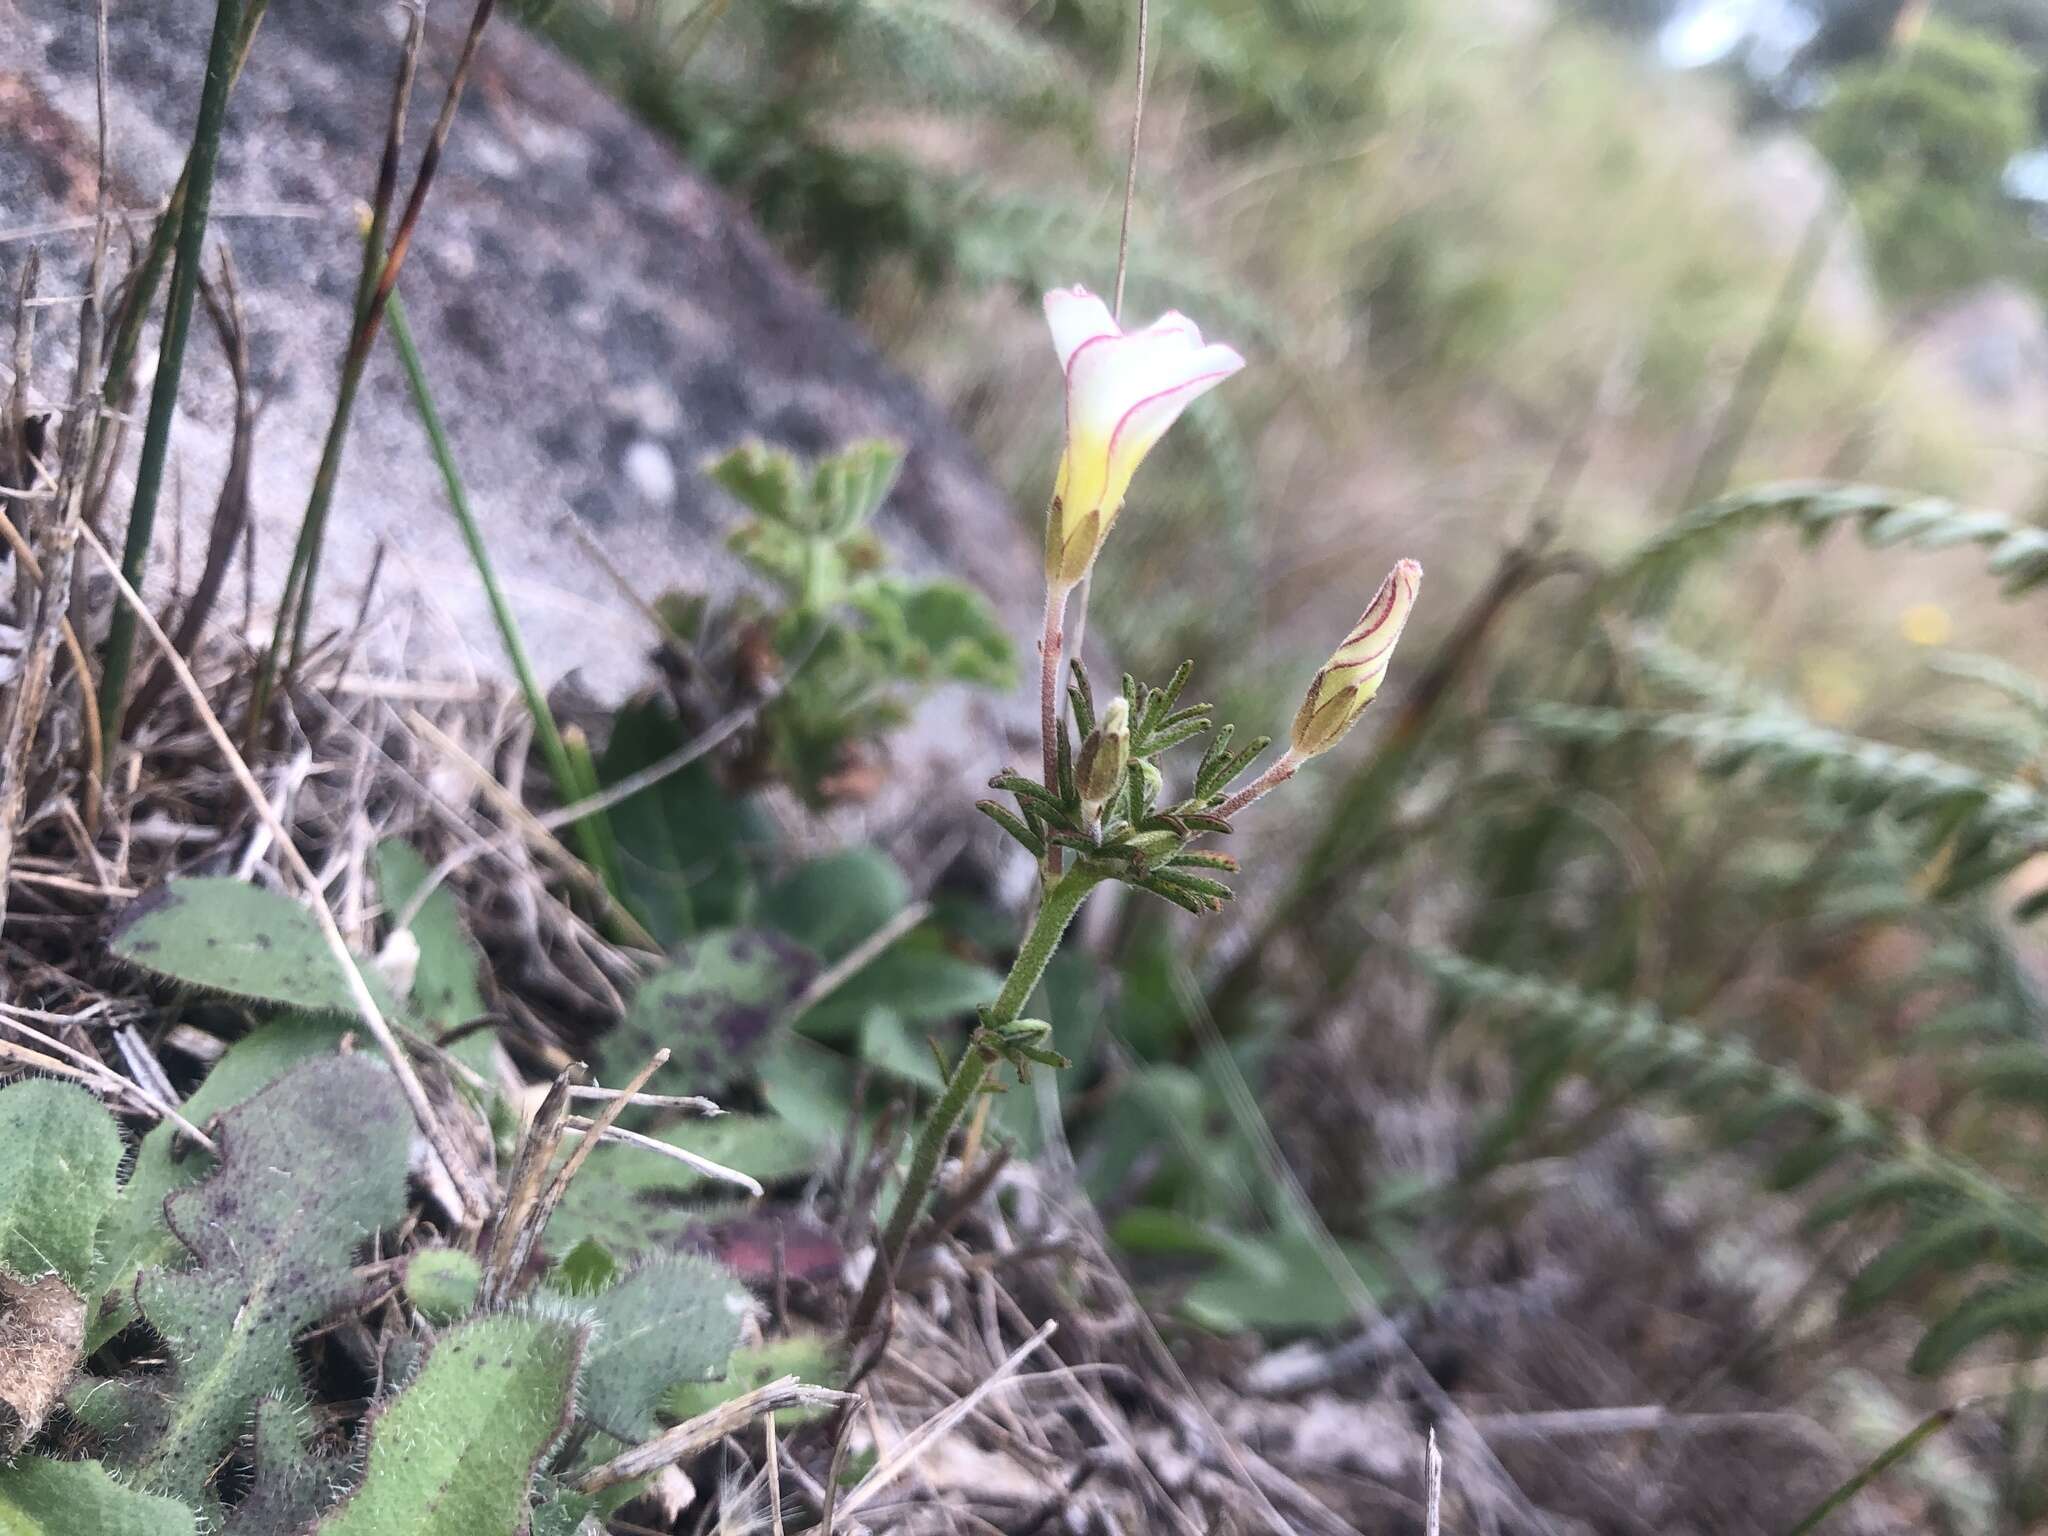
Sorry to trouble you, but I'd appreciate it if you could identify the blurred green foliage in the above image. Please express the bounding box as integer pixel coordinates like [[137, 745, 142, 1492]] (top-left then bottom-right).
[[1813, 20, 2042, 300]]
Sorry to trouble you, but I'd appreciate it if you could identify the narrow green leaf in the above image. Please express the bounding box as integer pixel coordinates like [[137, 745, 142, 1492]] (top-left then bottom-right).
[[313, 1314, 583, 1536]]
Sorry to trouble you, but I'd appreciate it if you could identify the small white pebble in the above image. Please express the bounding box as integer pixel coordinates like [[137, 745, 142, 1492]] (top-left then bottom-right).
[[623, 438, 677, 505]]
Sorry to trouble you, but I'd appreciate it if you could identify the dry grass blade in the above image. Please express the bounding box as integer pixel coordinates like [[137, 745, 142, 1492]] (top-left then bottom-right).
[[838, 1321, 1058, 1517], [0, 1006, 216, 1151], [78, 523, 495, 1221], [1425, 1428, 1441, 1536], [557, 1116, 763, 1196], [565, 1083, 720, 1115], [404, 707, 662, 952], [577, 1375, 857, 1495]]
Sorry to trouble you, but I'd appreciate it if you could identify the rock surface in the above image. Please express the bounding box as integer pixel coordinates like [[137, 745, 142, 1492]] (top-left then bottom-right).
[[0, 0, 1037, 719]]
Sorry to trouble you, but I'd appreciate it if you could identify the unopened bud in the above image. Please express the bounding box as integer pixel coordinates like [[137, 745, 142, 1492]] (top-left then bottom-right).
[[994, 1018, 1054, 1049], [1290, 559, 1421, 758], [1075, 696, 1131, 823]]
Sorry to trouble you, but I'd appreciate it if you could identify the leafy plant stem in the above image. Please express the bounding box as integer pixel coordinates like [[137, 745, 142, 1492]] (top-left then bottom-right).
[[385, 290, 626, 908], [849, 863, 1101, 1339], [97, 0, 244, 755]]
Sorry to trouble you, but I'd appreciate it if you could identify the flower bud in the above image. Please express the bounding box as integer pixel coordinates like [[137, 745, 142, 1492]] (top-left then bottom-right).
[[1290, 559, 1422, 758], [1075, 696, 1131, 823]]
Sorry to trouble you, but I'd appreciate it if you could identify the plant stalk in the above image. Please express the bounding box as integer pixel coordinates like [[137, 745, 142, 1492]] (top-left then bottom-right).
[[97, 0, 244, 754], [847, 865, 1100, 1339], [385, 291, 627, 908], [1038, 581, 1069, 877]]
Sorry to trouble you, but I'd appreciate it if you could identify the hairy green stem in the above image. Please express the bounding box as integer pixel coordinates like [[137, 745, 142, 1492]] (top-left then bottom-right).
[[847, 865, 1101, 1338], [385, 292, 627, 908], [98, 0, 244, 754]]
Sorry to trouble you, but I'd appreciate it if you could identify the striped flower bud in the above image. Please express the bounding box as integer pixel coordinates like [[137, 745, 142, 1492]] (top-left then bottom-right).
[[1075, 696, 1131, 825], [1290, 560, 1422, 759]]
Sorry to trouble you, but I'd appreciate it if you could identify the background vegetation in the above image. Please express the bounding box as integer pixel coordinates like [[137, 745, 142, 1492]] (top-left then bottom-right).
[[6, 0, 2048, 1531]]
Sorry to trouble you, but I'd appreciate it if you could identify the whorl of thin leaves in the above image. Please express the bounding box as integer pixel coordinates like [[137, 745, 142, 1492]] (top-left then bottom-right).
[[1523, 703, 2048, 905], [1624, 480, 2048, 597], [977, 661, 1264, 914], [1419, 947, 2048, 1374]]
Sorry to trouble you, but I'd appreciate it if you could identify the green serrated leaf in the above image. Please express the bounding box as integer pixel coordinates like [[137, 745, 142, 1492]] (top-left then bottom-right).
[[708, 440, 807, 528], [403, 1249, 482, 1325], [599, 929, 818, 1109], [553, 1238, 618, 1296], [529, 1484, 603, 1536], [0, 1456, 196, 1536], [110, 879, 393, 1017], [313, 1313, 583, 1536], [0, 1079, 122, 1291], [574, 1254, 746, 1442], [124, 1055, 411, 1499], [89, 1017, 339, 1352]]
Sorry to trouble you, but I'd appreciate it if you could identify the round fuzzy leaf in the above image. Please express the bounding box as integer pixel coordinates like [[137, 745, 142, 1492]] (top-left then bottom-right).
[[403, 1249, 482, 1325], [598, 929, 817, 1104], [574, 1254, 748, 1442], [110, 878, 371, 1016]]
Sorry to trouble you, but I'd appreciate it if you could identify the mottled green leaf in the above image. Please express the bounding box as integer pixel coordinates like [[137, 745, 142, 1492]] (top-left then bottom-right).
[[89, 1017, 339, 1351], [125, 1055, 411, 1499], [598, 929, 817, 1108]]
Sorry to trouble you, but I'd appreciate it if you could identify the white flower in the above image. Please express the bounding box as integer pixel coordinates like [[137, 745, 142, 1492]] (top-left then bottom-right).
[[1042, 285, 1245, 589], [1290, 559, 1422, 758]]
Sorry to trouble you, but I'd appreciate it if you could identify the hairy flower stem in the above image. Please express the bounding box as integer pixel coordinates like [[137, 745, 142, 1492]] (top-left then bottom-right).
[[1039, 582, 1070, 876], [1215, 750, 1301, 820], [847, 865, 1101, 1340]]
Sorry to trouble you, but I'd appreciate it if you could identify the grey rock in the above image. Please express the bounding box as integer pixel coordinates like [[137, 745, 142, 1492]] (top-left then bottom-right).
[[0, 0, 1037, 730]]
